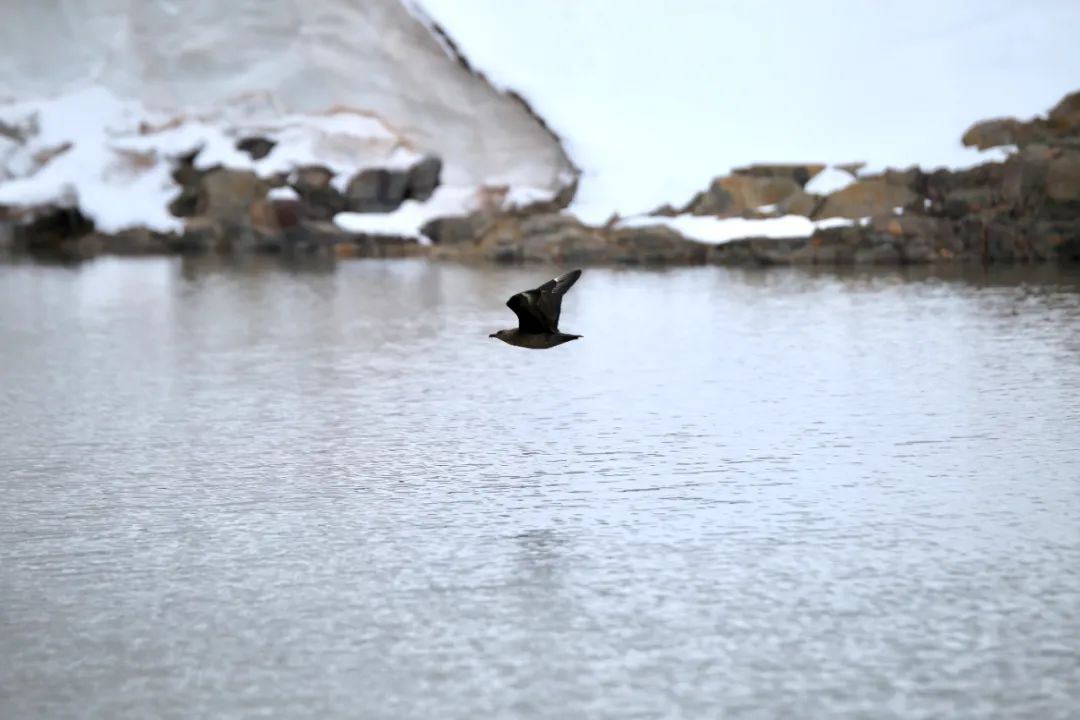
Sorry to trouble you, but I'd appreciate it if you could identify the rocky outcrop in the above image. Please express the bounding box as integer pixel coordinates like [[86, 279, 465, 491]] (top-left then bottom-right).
[[731, 163, 825, 187], [5, 89, 1080, 266], [683, 174, 808, 217], [962, 91, 1080, 150]]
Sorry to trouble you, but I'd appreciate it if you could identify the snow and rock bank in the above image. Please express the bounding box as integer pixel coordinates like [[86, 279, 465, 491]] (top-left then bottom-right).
[[0, 0, 574, 233]]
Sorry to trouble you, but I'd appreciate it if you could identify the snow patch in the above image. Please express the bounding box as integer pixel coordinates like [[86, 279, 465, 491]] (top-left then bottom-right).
[[620, 214, 859, 245], [268, 186, 299, 201], [805, 167, 856, 195]]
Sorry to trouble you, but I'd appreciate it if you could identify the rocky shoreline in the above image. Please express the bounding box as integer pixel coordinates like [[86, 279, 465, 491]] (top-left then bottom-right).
[[3, 90, 1079, 266]]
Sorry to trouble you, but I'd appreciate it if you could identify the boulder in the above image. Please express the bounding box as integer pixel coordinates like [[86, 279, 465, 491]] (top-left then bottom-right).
[[731, 163, 825, 188], [962, 118, 1024, 150], [291, 165, 345, 220], [344, 168, 409, 213], [686, 174, 804, 217], [200, 169, 269, 222], [404, 155, 442, 201], [235, 136, 276, 160], [1048, 91, 1080, 131], [607, 224, 709, 264], [421, 212, 490, 245], [816, 177, 919, 219], [777, 190, 821, 217], [177, 217, 225, 252], [343, 156, 444, 212], [1045, 151, 1080, 203]]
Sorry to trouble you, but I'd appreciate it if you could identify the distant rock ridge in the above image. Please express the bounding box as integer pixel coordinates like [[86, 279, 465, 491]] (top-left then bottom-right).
[[3, 90, 1079, 265]]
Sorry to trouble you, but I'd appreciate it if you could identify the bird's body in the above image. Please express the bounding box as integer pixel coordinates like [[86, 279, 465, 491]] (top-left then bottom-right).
[[490, 269, 583, 350]]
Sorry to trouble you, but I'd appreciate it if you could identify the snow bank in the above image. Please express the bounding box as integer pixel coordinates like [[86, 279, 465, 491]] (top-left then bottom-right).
[[0, 0, 573, 232], [418, 0, 1080, 221], [0, 86, 429, 233]]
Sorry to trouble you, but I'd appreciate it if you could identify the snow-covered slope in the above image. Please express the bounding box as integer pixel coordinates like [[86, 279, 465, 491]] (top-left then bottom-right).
[[418, 0, 1080, 222], [0, 0, 574, 232]]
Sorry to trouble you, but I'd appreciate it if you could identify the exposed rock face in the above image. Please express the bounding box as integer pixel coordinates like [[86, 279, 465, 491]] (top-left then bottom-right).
[[962, 91, 1080, 151], [6, 89, 1080, 266]]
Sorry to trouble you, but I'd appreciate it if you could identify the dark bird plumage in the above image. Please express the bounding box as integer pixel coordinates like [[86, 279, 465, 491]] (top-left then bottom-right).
[[489, 269, 583, 349]]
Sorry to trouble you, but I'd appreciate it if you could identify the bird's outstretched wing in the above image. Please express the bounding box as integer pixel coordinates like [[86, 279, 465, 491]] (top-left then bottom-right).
[[506, 269, 582, 333]]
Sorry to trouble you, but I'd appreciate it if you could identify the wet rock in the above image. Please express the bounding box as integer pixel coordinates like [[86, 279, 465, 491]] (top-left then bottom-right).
[[12, 207, 94, 249], [607, 224, 709, 264], [177, 217, 225, 252], [429, 212, 706, 265], [95, 227, 172, 255], [0, 221, 13, 253]]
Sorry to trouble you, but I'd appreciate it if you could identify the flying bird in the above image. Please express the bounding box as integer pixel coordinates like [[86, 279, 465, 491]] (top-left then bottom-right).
[[490, 269, 583, 349]]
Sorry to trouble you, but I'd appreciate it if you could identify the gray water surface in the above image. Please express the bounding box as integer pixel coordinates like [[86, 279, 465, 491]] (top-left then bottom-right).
[[2, 258, 1079, 719]]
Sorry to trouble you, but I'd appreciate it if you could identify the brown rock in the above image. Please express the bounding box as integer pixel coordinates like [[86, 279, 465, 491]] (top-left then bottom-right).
[[200, 169, 269, 222], [345, 168, 409, 213], [290, 165, 345, 220], [816, 178, 918, 219], [607, 224, 708, 264], [248, 199, 281, 237], [777, 190, 821, 217], [272, 199, 303, 230], [687, 175, 803, 217], [961, 118, 1023, 150], [236, 136, 276, 160], [1045, 151, 1080, 202], [293, 166, 334, 192], [421, 212, 491, 246], [1048, 91, 1080, 129], [731, 164, 826, 188], [179, 217, 225, 252]]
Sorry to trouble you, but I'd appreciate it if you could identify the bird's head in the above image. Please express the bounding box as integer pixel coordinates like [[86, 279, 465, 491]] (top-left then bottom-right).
[[489, 329, 511, 341]]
